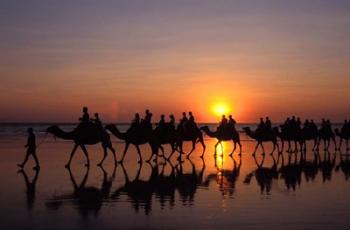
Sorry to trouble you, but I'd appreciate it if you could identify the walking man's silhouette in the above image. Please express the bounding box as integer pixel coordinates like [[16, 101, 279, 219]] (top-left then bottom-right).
[[18, 128, 40, 170]]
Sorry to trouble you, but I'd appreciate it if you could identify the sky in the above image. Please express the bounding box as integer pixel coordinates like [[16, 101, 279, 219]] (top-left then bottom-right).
[[0, 0, 350, 123]]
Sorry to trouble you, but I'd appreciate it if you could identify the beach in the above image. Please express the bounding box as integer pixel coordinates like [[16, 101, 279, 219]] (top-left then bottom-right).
[[0, 124, 349, 229]]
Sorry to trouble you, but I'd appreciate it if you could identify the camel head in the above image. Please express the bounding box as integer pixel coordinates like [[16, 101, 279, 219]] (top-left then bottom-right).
[[199, 126, 209, 131]]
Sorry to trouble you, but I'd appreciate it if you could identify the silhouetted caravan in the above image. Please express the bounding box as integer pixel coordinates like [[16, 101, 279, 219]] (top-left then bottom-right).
[[200, 125, 242, 156], [18, 168, 40, 211], [45, 165, 116, 219], [243, 127, 279, 155]]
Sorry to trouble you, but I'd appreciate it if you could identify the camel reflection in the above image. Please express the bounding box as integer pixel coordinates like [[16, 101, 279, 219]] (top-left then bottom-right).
[[18, 168, 40, 211], [336, 151, 350, 180], [110, 159, 206, 215], [45, 165, 116, 219], [205, 155, 241, 198], [244, 154, 279, 194]]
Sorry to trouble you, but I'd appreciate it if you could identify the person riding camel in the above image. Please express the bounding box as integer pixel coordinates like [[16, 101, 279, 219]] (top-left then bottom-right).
[[131, 113, 140, 130], [228, 115, 237, 129], [169, 114, 175, 129], [93, 113, 102, 127], [79, 107, 90, 123], [188, 111, 197, 129], [217, 115, 228, 133], [157, 114, 166, 132], [265, 117, 272, 130], [257, 117, 265, 134], [178, 112, 188, 129]]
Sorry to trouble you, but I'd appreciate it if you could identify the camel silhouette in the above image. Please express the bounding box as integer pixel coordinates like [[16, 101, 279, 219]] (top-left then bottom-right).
[[200, 126, 242, 156], [167, 126, 206, 161], [105, 124, 160, 163], [243, 127, 279, 155], [46, 124, 116, 168]]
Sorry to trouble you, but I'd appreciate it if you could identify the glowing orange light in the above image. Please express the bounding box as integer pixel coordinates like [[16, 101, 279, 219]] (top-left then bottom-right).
[[211, 102, 231, 118]]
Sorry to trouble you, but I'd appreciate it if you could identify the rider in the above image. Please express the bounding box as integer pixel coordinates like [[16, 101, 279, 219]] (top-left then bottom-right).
[[79, 107, 90, 123], [93, 113, 102, 128], [179, 112, 188, 128], [188, 111, 196, 129], [265, 117, 272, 130], [217, 115, 228, 133], [131, 113, 140, 129], [169, 114, 175, 129], [257, 117, 265, 133], [228, 115, 236, 129]]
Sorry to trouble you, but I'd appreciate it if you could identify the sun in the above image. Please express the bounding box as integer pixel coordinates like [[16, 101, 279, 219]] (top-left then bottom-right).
[[211, 102, 231, 118]]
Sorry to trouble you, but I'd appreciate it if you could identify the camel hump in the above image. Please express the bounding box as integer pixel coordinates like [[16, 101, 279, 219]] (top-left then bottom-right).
[[76, 122, 99, 132]]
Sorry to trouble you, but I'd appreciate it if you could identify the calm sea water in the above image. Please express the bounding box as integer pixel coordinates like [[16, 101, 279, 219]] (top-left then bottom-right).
[[0, 123, 349, 230]]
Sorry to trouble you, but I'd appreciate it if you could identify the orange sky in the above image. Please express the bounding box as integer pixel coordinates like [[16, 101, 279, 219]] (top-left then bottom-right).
[[1, 1, 350, 123]]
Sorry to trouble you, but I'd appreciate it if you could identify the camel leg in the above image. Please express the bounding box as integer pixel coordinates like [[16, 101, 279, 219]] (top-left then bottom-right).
[[199, 137, 206, 158], [98, 145, 108, 166], [108, 144, 117, 165], [346, 140, 349, 151], [280, 141, 284, 154], [187, 140, 196, 158], [238, 141, 242, 156], [135, 145, 142, 164], [167, 144, 176, 161], [230, 140, 237, 156], [65, 144, 79, 168], [332, 137, 337, 151], [80, 145, 90, 167], [118, 143, 130, 163], [177, 142, 184, 162], [253, 143, 259, 156], [339, 139, 343, 151], [270, 142, 276, 155]]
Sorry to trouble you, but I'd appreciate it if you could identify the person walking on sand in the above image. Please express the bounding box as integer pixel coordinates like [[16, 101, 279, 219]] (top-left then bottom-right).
[[18, 128, 40, 170]]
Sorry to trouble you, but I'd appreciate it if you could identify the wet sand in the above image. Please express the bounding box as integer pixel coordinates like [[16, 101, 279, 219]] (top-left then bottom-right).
[[0, 124, 350, 229]]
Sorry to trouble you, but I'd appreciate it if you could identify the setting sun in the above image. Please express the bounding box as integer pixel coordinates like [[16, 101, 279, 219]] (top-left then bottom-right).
[[211, 102, 231, 118]]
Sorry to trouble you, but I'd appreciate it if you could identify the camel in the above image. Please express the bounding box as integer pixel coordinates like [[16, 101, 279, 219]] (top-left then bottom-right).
[[167, 126, 206, 161], [46, 124, 116, 167], [243, 127, 279, 155], [105, 124, 160, 163], [335, 128, 350, 151], [200, 126, 242, 156]]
